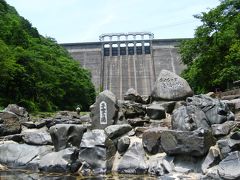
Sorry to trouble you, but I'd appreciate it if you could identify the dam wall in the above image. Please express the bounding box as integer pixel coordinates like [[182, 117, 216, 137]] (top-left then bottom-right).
[[61, 33, 187, 99]]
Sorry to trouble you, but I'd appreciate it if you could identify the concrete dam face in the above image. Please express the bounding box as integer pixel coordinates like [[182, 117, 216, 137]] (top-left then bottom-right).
[[61, 32, 186, 99]]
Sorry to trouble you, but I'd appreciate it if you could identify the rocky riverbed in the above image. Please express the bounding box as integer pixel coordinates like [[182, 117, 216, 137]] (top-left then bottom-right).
[[0, 70, 240, 180]]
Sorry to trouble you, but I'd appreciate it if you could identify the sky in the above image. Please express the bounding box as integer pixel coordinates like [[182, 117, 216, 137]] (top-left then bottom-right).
[[5, 0, 220, 43]]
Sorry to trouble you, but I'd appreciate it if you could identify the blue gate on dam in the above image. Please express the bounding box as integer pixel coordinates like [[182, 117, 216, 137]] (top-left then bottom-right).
[[61, 32, 186, 99]]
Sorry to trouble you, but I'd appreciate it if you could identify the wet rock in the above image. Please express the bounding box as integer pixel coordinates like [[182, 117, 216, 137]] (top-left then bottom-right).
[[22, 131, 52, 145], [211, 121, 236, 137], [151, 70, 193, 101], [142, 127, 167, 154], [90, 90, 119, 129], [116, 141, 148, 174], [218, 151, 240, 179], [105, 124, 132, 139], [49, 124, 87, 151], [0, 111, 21, 136], [0, 142, 53, 168], [161, 129, 215, 156], [201, 145, 221, 174], [146, 104, 166, 120], [186, 94, 235, 124], [78, 129, 116, 174], [124, 88, 143, 103], [172, 105, 210, 131], [39, 147, 80, 173], [117, 136, 130, 154], [127, 118, 149, 127], [4, 104, 29, 122]]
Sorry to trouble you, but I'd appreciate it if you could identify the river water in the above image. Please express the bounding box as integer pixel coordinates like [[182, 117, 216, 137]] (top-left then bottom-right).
[[0, 170, 161, 180]]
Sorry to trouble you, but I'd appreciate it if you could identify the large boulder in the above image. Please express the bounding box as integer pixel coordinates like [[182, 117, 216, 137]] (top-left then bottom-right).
[[186, 94, 235, 124], [39, 148, 80, 173], [151, 70, 193, 101], [161, 129, 215, 156], [116, 141, 148, 174], [104, 124, 132, 140], [22, 131, 52, 145], [78, 129, 116, 175], [172, 105, 210, 131], [49, 124, 87, 151], [142, 127, 167, 154], [218, 151, 240, 179], [0, 142, 53, 168], [4, 104, 29, 122], [0, 111, 21, 136], [90, 90, 119, 129]]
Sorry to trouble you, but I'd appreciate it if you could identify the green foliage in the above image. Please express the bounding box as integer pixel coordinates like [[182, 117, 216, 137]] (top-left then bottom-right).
[[179, 0, 240, 93], [0, 0, 96, 112]]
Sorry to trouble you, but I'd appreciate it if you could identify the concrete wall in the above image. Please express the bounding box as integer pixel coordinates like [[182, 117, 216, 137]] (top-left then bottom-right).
[[61, 39, 186, 99]]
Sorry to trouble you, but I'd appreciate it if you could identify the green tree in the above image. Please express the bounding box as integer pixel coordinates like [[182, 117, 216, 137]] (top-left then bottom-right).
[[0, 0, 96, 112], [179, 0, 240, 93]]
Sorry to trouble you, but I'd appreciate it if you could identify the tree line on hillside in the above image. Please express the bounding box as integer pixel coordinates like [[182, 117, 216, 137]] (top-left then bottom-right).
[[180, 0, 240, 93], [0, 0, 96, 112]]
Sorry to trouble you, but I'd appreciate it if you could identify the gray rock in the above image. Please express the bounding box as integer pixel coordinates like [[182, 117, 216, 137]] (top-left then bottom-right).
[[22, 131, 52, 145], [121, 101, 146, 119], [218, 151, 240, 179], [21, 121, 36, 129], [172, 105, 210, 131], [146, 104, 166, 120], [161, 129, 215, 156], [90, 90, 119, 129], [158, 101, 176, 114], [3, 134, 23, 143], [117, 136, 130, 154], [0, 111, 21, 136], [230, 131, 240, 140], [127, 118, 149, 127], [124, 88, 143, 103], [49, 124, 87, 151], [4, 104, 29, 122], [151, 70, 193, 101], [217, 137, 240, 158], [0, 142, 53, 168], [104, 124, 132, 140], [78, 129, 116, 175], [148, 157, 166, 176], [201, 145, 221, 174], [202, 165, 221, 180], [186, 94, 235, 124], [117, 142, 148, 174], [142, 127, 167, 154], [211, 121, 236, 137], [39, 148, 80, 173]]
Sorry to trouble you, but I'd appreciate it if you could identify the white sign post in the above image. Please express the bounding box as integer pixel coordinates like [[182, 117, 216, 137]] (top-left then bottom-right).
[[100, 101, 107, 124]]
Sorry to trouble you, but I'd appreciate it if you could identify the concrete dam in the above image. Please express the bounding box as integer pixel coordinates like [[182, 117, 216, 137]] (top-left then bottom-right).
[[61, 32, 186, 99]]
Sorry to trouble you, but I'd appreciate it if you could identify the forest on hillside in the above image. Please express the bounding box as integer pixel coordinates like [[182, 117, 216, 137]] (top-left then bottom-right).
[[0, 0, 96, 112]]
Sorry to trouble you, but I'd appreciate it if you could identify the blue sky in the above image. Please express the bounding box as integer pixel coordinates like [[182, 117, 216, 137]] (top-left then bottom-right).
[[6, 0, 220, 43]]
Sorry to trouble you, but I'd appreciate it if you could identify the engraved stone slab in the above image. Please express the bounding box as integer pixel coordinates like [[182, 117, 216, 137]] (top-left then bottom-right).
[[151, 70, 193, 100], [90, 90, 119, 129]]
